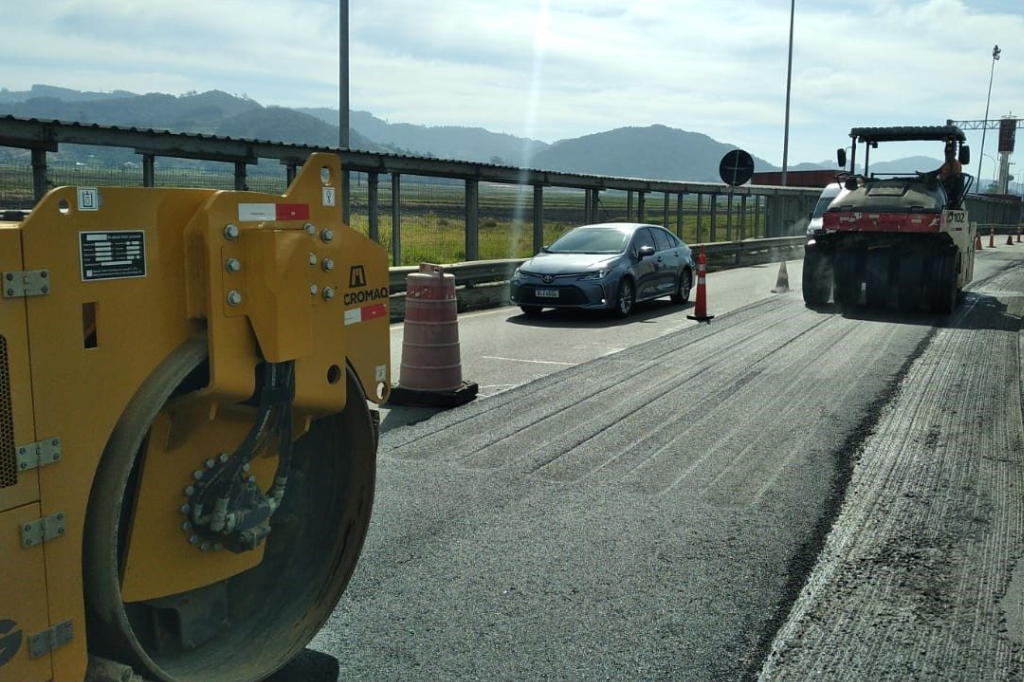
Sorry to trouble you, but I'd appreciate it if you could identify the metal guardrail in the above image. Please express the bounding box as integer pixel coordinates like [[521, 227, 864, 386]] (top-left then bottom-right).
[[387, 236, 808, 294]]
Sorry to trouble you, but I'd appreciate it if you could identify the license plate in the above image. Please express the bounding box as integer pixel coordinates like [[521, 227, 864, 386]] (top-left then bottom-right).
[[535, 288, 559, 299]]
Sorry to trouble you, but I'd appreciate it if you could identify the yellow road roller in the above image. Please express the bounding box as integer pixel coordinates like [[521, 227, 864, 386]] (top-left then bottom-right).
[[0, 153, 389, 682]]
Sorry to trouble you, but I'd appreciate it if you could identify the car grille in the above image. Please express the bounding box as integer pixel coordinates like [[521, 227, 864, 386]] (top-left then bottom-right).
[[516, 285, 590, 306]]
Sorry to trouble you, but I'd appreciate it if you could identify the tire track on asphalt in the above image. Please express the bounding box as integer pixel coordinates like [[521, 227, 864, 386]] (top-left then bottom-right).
[[759, 266, 1024, 681]]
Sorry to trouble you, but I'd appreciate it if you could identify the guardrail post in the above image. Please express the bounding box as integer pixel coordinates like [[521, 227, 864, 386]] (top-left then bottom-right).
[[143, 154, 156, 187], [588, 189, 599, 223], [710, 194, 719, 242], [696, 193, 705, 243], [465, 178, 479, 261], [676, 193, 685, 239], [726, 191, 734, 241], [233, 161, 247, 191], [31, 148, 48, 204], [739, 194, 748, 241], [368, 172, 380, 243], [392, 173, 402, 266], [533, 184, 544, 254]]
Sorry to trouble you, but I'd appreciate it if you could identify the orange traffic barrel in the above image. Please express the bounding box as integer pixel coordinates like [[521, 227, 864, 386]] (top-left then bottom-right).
[[388, 263, 478, 408]]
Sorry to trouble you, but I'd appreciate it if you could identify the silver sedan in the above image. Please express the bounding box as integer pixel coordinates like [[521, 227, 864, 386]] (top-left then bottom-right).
[[510, 222, 695, 318]]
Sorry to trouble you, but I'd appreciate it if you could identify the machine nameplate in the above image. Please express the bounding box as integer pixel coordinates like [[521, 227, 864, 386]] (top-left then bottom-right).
[[15, 437, 62, 472], [80, 231, 146, 281], [20, 512, 66, 548], [1, 270, 50, 298], [27, 619, 72, 659]]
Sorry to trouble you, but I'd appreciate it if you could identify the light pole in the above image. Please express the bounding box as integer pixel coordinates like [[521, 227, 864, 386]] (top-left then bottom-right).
[[781, 0, 795, 186], [976, 45, 1000, 188], [982, 153, 998, 191]]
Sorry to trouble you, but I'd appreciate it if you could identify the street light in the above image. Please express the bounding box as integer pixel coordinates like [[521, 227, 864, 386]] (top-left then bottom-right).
[[976, 45, 1000, 187]]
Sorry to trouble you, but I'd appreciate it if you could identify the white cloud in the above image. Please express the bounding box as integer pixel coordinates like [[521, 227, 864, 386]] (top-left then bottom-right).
[[2, 0, 1022, 167]]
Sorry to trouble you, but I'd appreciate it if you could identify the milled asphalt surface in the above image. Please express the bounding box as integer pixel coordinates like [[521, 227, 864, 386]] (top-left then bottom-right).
[[759, 254, 1024, 680], [283, 247, 1024, 681]]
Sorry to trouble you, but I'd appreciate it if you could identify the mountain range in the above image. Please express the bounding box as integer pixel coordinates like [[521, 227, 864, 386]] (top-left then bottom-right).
[[0, 85, 939, 181]]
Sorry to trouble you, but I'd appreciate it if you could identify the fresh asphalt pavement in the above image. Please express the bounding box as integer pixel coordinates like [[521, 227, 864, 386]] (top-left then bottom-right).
[[285, 247, 1024, 681]]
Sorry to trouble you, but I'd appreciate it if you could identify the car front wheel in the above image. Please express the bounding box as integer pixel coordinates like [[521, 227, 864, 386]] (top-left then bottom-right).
[[613, 278, 635, 318]]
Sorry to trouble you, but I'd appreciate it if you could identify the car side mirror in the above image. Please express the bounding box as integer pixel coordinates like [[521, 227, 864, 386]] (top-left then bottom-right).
[[638, 245, 656, 259], [959, 145, 971, 165], [837, 148, 847, 168]]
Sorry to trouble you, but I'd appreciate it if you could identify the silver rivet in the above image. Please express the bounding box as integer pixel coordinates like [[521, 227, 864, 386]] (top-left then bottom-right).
[[310, 283, 319, 296], [320, 228, 333, 243], [227, 291, 242, 307], [185, 485, 195, 497], [219, 453, 229, 463], [323, 287, 335, 301], [19, 462, 27, 470], [304, 222, 316, 236], [226, 257, 241, 273], [182, 522, 192, 531], [189, 535, 199, 545], [248, 476, 257, 483], [322, 257, 334, 272], [309, 252, 318, 266], [200, 542, 209, 551], [181, 504, 191, 515], [224, 223, 240, 240], [206, 459, 216, 469], [193, 470, 204, 481]]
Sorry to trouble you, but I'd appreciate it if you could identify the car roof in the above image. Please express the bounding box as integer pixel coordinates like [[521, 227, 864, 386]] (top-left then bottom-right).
[[574, 222, 664, 232]]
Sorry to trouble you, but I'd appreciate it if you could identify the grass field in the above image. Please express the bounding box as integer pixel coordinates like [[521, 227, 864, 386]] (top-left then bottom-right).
[[1, 162, 769, 265]]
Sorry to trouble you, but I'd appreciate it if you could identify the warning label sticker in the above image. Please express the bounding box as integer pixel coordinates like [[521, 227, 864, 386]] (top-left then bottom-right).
[[80, 231, 146, 281]]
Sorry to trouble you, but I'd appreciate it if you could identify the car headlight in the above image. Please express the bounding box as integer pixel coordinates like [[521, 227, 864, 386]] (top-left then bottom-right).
[[577, 269, 608, 281]]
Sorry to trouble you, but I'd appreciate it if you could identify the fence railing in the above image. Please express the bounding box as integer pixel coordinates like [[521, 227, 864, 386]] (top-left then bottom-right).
[[1, 115, 1020, 268]]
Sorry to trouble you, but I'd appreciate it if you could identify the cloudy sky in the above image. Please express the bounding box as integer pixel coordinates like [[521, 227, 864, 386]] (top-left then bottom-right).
[[3, 0, 1023, 170]]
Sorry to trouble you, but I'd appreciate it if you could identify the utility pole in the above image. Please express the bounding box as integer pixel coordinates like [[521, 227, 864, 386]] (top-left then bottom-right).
[[781, 0, 795, 186]]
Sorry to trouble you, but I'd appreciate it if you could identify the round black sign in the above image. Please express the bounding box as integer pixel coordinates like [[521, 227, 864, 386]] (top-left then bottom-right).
[[719, 149, 755, 186]]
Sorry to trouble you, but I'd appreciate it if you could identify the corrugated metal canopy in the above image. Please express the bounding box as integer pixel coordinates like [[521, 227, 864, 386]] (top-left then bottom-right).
[[850, 125, 967, 144]]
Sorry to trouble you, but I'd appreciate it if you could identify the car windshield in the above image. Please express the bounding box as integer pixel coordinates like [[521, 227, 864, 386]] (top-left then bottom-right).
[[547, 228, 630, 254]]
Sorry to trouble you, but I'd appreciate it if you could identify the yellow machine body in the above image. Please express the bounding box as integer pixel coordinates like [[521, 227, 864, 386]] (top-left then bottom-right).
[[0, 153, 389, 682]]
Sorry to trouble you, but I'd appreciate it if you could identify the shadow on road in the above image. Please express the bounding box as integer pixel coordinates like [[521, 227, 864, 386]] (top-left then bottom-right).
[[506, 299, 692, 328], [265, 648, 339, 682]]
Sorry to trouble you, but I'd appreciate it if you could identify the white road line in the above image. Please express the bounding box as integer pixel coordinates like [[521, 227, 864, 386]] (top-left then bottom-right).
[[482, 356, 576, 366]]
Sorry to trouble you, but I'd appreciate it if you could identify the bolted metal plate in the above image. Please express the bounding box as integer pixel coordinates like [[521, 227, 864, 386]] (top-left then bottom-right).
[[15, 437, 62, 472], [2, 270, 51, 298], [20, 512, 67, 548], [28, 619, 73, 658]]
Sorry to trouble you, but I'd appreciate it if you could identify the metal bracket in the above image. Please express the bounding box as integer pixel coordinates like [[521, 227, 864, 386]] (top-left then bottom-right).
[[15, 437, 62, 472], [20, 511, 67, 548], [28, 619, 73, 659], [2, 269, 50, 298]]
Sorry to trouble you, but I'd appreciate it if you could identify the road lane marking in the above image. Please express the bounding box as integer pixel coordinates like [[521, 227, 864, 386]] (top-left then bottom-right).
[[482, 356, 576, 366]]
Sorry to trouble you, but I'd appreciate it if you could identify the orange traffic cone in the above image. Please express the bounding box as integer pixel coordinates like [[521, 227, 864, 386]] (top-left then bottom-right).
[[975, 233, 983, 250], [989, 228, 996, 248], [388, 263, 478, 407], [687, 246, 715, 323], [771, 258, 790, 294]]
